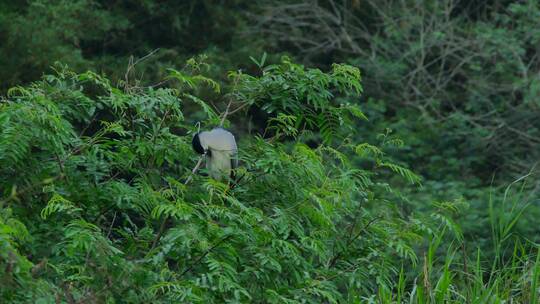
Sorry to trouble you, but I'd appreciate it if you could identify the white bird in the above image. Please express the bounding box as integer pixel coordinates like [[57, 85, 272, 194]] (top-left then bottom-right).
[[191, 127, 238, 180]]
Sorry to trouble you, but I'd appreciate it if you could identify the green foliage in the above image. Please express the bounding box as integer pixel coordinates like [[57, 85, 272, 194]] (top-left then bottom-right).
[[256, 0, 540, 183], [0, 0, 256, 92], [232, 57, 364, 143], [0, 59, 430, 302], [2, 0, 540, 299], [2, 57, 538, 302]]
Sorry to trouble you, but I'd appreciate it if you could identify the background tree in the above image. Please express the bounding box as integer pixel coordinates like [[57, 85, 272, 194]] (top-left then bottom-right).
[[1, 0, 540, 302]]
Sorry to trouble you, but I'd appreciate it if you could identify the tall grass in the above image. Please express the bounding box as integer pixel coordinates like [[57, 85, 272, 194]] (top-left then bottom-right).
[[376, 175, 540, 303]]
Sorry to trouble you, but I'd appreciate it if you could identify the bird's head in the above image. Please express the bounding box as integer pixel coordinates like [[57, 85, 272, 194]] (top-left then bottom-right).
[[191, 133, 205, 155]]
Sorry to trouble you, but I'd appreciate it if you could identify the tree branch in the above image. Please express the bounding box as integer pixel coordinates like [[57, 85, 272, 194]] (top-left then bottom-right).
[[179, 234, 234, 277], [328, 216, 382, 268]]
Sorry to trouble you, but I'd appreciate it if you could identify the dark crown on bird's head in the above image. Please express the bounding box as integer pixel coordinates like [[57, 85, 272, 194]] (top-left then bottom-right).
[[192, 133, 205, 154]]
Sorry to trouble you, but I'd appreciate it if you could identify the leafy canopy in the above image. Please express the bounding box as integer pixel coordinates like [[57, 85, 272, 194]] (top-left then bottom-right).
[[0, 57, 512, 303]]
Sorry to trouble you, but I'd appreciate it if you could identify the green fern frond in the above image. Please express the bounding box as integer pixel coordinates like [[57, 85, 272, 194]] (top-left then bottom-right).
[[184, 94, 219, 121], [378, 161, 422, 185], [41, 193, 81, 219], [355, 143, 384, 158]]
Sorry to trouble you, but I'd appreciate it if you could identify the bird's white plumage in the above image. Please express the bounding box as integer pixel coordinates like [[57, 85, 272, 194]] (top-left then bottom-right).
[[198, 128, 238, 180]]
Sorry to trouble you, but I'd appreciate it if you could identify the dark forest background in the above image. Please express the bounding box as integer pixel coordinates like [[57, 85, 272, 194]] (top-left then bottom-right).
[[1, 0, 540, 302]]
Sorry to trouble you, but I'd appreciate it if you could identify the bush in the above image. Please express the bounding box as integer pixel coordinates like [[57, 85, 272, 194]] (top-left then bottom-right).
[[1, 57, 539, 303]]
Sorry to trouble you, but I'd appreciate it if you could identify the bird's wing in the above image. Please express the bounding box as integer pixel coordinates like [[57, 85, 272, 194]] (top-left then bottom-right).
[[205, 128, 237, 152]]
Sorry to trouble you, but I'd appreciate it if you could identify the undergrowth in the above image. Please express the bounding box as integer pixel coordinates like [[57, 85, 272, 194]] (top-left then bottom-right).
[[0, 58, 538, 303]]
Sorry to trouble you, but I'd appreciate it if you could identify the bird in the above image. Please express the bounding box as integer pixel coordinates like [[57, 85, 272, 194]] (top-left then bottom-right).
[[191, 127, 238, 181]]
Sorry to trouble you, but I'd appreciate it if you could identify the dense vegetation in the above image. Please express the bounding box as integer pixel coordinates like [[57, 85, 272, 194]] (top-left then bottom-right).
[[1, 0, 539, 302]]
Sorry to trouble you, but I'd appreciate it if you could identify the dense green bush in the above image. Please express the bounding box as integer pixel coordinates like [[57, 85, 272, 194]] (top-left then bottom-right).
[[1, 58, 539, 303], [2, 0, 540, 301]]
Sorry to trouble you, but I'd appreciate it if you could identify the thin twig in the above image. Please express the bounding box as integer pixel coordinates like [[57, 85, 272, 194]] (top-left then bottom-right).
[[226, 102, 250, 116], [328, 216, 382, 267], [179, 234, 234, 277], [106, 212, 117, 238], [124, 48, 160, 92], [219, 71, 241, 127], [54, 153, 65, 176], [220, 99, 233, 127], [132, 48, 161, 68], [183, 155, 206, 185]]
